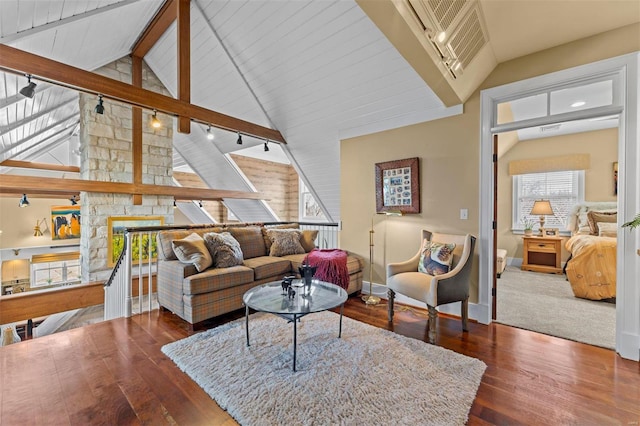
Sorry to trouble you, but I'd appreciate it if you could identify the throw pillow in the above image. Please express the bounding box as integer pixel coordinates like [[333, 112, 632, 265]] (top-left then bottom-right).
[[203, 232, 244, 268], [417, 239, 456, 276], [597, 222, 618, 238], [262, 224, 299, 251], [172, 233, 212, 272], [300, 230, 319, 252], [267, 229, 305, 257], [587, 211, 617, 235]]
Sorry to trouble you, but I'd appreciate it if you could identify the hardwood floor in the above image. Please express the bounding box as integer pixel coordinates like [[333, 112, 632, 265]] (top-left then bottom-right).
[[1, 297, 638, 425]]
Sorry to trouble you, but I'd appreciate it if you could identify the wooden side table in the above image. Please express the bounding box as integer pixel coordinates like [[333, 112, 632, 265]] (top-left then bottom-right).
[[521, 236, 563, 274]]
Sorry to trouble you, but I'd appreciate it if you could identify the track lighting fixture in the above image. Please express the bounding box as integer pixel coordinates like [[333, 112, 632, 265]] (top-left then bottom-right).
[[264, 141, 269, 152], [20, 75, 37, 98], [19, 194, 30, 208], [150, 110, 162, 128], [94, 95, 104, 114], [236, 132, 243, 145], [198, 201, 203, 208], [69, 195, 78, 205], [206, 125, 214, 140], [173, 200, 177, 208]]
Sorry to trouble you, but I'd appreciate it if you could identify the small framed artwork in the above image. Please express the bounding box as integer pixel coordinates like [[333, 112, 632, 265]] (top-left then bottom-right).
[[541, 227, 559, 236], [375, 157, 420, 214]]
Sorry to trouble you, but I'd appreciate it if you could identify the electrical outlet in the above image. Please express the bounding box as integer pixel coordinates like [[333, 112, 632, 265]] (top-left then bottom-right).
[[460, 209, 468, 220]]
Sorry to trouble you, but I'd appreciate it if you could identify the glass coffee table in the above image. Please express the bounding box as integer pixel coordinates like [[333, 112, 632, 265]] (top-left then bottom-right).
[[243, 279, 348, 372]]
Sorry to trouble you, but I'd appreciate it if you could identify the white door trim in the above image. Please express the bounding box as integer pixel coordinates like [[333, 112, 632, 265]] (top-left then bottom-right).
[[479, 52, 640, 361]]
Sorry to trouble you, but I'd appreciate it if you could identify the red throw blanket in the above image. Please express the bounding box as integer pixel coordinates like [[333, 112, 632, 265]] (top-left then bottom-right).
[[304, 249, 349, 290]]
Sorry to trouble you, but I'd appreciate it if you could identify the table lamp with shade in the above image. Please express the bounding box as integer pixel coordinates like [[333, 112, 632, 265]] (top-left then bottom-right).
[[530, 200, 554, 235]]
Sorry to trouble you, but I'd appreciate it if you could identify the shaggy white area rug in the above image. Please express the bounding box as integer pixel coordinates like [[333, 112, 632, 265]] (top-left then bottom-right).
[[162, 311, 486, 426]]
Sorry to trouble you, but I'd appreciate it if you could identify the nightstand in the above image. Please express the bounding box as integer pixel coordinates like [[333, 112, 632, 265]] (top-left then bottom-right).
[[521, 236, 563, 274]]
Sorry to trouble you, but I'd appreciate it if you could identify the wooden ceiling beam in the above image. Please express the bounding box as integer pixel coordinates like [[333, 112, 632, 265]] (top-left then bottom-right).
[[0, 44, 286, 144], [177, 0, 191, 134], [0, 160, 80, 173], [131, 0, 177, 58], [0, 175, 264, 202]]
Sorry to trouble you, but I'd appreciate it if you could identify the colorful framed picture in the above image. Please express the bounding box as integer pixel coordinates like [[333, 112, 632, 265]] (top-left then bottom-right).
[[375, 157, 420, 214], [51, 205, 81, 240], [107, 216, 164, 267]]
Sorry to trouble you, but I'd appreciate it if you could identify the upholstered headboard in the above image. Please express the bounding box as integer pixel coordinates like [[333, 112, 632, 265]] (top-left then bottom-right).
[[568, 201, 617, 235]]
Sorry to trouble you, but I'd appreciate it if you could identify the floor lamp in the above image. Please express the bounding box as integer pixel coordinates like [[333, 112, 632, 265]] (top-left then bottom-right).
[[362, 211, 403, 305]]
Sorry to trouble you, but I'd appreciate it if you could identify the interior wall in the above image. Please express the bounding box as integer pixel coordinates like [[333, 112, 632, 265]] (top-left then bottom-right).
[[497, 128, 618, 263], [340, 23, 639, 306]]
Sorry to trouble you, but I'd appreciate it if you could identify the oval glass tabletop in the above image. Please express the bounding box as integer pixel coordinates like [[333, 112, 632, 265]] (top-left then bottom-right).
[[243, 279, 347, 315]]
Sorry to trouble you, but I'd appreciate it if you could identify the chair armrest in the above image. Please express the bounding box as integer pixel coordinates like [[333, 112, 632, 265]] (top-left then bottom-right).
[[387, 250, 421, 277]]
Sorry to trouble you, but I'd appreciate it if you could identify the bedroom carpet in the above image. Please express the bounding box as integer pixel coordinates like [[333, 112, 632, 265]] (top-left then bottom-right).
[[162, 310, 486, 426], [496, 266, 615, 349]]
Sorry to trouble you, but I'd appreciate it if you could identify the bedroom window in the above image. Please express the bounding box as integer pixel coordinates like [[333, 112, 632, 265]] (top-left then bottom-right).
[[512, 170, 584, 233]]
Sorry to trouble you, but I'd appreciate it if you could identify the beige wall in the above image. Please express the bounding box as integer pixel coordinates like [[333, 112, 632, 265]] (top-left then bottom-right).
[[0, 197, 81, 250], [340, 23, 639, 304], [497, 128, 618, 263]]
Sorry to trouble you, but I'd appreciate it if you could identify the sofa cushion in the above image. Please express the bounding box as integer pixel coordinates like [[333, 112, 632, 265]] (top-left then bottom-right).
[[183, 265, 254, 295], [228, 226, 267, 259], [242, 256, 292, 280], [418, 240, 456, 276], [157, 227, 223, 260], [266, 229, 305, 256], [262, 224, 299, 251], [203, 232, 244, 268], [300, 230, 319, 252], [172, 233, 213, 272]]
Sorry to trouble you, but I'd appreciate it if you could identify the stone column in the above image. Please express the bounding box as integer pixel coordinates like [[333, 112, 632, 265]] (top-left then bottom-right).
[[79, 57, 174, 282]]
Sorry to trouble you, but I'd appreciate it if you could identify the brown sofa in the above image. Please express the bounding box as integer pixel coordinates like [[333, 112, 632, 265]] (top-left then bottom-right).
[[156, 223, 363, 327]]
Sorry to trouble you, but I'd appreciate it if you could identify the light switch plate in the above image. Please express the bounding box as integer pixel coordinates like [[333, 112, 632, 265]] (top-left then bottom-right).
[[460, 209, 468, 220]]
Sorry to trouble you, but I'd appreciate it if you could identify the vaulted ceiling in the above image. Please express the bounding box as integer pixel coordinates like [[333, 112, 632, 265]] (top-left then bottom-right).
[[0, 0, 638, 222]]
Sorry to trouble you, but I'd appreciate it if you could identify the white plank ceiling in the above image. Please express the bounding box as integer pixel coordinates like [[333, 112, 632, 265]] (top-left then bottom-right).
[[2, 0, 636, 222]]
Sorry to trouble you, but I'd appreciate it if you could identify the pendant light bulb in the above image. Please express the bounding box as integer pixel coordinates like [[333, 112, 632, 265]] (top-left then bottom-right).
[[236, 132, 243, 145], [19, 194, 30, 208], [264, 141, 269, 152], [151, 110, 162, 128], [207, 125, 215, 140]]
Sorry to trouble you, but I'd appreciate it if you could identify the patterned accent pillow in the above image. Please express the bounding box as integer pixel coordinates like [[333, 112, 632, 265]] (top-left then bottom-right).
[[203, 232, 244, 268], [171, 233, 213, 272], [417, 239, 456, 276], [587, 211, 617, 235], [266, 229, 305, 257]]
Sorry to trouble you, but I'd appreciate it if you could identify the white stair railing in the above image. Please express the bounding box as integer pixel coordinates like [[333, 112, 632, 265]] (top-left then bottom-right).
[[104, 228, 158, 320]]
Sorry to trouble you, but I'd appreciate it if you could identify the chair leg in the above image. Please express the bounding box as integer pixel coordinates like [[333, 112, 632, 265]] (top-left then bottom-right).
[[461, 298, 469, 332], [427, 305, 437, 344], [387, 289, 395, 322]]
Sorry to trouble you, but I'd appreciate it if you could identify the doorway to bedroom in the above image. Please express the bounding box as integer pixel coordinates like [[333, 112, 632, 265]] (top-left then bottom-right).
[[478, 53, 640, 360], [493, 110, 618, 348]]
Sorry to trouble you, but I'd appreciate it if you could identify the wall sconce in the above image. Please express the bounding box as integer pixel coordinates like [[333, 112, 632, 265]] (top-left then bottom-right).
[[33, 218, 49, 237]]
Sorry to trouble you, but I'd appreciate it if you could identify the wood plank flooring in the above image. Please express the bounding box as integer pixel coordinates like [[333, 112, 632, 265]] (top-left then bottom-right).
[[1, 297, 638, 425]]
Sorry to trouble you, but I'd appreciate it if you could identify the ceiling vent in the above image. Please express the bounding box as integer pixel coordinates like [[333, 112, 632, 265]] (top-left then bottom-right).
[[407, 0, 489, 76], [540, 124, 562, 133]]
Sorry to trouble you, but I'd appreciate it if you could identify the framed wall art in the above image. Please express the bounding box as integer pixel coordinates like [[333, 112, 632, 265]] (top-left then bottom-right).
[[375, 157, 420, 214], [51, 205, 81, 240], [107, 216, 164, 267]]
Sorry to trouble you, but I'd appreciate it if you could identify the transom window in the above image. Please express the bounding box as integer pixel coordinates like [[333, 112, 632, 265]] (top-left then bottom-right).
[[512, 170, 584, 233]]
